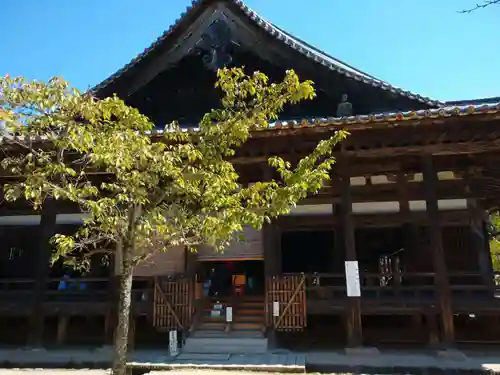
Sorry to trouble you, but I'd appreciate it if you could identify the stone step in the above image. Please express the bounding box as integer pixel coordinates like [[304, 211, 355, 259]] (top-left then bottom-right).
[[183, 336, 267, 354]]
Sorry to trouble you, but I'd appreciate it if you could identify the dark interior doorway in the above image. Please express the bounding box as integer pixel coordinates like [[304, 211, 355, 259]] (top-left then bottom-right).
[[281, 230, 334, 273], [197, 260, 265, 297], [355, 227, 405, 274]]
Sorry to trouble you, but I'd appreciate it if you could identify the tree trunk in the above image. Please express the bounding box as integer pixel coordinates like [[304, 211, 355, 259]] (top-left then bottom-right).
[[111, 258, 133, 375], [112, 204, 140, 375]]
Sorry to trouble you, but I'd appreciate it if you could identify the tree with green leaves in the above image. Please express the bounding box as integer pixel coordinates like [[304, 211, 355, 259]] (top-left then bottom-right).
[[488, 213, 500, 272], [0, 69, 345, 375]]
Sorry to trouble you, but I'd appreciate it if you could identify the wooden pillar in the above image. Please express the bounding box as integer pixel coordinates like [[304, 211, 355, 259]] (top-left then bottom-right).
[[397, 171, 417, 278], [263, 223, 281, 276], [262, 164, 281, 276], [397, 171, 417, 248], [105, 245, 121, 345], [28, 201, 57, 346], [56, 316, 69, 346], [184, 246, 198, 277], [339, 162, 362, 347], [422, 155, 454, 346], [332, 203, 344, 273], [425, 310, 440, 347], [128, 315, 136, 352]]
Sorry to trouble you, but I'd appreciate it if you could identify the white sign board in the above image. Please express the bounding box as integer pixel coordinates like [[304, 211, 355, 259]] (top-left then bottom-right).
[[344, 260, 361, 297], [169, 330, 178, 356], [273, 301, 280, 317], [226, 306, 233, 322]]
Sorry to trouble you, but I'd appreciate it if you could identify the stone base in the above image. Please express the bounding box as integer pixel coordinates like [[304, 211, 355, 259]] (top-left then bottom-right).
[[21, 346, 47, 352], [345, 346, 380, 356], [436, 349, 467, 361], [96, 345, 114, 352]]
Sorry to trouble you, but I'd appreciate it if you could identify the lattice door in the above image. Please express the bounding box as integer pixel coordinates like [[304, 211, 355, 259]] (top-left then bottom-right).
[[153, 276, 193, 331], [265, 273, 307, 331], [443, 226, 471, 273]]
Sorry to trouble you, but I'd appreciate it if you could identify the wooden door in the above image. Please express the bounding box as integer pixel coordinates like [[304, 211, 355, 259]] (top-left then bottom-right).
[[265, 273, 307, 331], [153, 276, 193, 331]]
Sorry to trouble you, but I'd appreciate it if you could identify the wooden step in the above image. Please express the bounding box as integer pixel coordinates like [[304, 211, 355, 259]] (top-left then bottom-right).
[[198, 321, 226, 331], [231, 321, 263, 331], [235, 308, 264, 316], [232, 314, 264, 323], [239, 295, 265, 301], [239, 300, 264, 306]]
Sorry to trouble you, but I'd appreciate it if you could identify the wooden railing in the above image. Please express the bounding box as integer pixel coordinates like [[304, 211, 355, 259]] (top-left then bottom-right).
[[0, 276, 153, 304], [0, 271, 497, 310], [305, 271, 500, 303], [448, 272, 500, 299]]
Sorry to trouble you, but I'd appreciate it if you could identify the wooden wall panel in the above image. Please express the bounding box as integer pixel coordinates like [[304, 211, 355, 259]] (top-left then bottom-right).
[[134, 246, 185, 277], [195, 226, 263, 261]]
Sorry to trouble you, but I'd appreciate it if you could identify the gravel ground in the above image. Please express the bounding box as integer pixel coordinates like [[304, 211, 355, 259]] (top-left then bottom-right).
[[0, 371, 110, 375], [0, 371, 306, 375]]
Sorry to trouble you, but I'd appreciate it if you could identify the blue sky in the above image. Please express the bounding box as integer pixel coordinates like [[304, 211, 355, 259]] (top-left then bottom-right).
[[2, 0, 499, 102]]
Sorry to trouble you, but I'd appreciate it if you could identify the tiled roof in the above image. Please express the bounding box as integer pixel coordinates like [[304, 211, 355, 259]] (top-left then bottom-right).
[[91, 0, 442, 107], [144, 101, 500, 135], [445, 96, 500, 106], [255, 102, 500, 132], [1, 102, 498, 146]]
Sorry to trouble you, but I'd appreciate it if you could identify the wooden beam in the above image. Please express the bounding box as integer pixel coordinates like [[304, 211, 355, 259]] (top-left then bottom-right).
[[422, 155, 454, 347], [339, 158, 362, 347], [277, 210, 471, 230], [299, 178, 469, 205], [234, 139, 500, 164]]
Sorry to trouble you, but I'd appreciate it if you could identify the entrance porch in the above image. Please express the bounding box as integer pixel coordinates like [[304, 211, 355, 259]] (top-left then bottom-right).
[[260, 211, 500, 349]]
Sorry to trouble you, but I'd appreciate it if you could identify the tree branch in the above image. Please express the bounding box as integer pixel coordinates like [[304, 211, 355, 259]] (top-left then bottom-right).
[[459, 0, 500, 13]]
